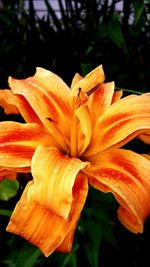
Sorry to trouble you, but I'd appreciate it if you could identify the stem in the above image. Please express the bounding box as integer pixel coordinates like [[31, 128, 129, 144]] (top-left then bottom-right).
[[115, 87, 143, 95]]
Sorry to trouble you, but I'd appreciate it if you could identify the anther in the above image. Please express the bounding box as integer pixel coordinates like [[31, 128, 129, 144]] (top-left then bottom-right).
[[78, 87, 82, 97], [46, 117, 56, 123], [86, 83, 100, 96]]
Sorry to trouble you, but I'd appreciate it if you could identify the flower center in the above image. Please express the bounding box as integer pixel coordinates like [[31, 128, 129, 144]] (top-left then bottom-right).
[[70, 95, 80, 157], [70, 84, 100, 157]]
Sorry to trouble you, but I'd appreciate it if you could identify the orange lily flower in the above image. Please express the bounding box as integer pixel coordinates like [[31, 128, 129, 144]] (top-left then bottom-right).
[[0, 65, 150, 256]]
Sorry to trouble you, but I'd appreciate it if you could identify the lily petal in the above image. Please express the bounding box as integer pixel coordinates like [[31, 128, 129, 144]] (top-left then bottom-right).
[[71, 65, 105, 96], [34, 67, 71, 94], [85, 93, 150, 155], [28, 145, 89, 219], [71, 73, 83, 89], [0, 122, 49, 168], [111, 90, 123, 103], [88, 82, 115, 126], [85, 149, 150, 233], [56, 173, 88, 253], [0, 89, 20, 114], [9, 69, 72, 150], [138, 131, 150, 145], [13, 95, 43, 125], [75, 105, 92, 156], [56, 226, 76, 253], [0, 88, 43, 124], [0, 166, 31, 181], [142, 154, 150, 160], [0, 167, 17, 181], [7, 173, 88, 257]]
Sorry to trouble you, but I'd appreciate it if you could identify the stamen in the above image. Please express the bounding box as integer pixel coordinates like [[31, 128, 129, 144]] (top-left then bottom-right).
[[86, 83, 100, 96], [77, 98, 88, 108], [45, 117, 70, 151], [46, 117, 56, 123], [78, 87, 82, 97]]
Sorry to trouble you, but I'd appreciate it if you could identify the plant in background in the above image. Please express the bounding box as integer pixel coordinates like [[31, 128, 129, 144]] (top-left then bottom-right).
[[0, 0, 149, 90]]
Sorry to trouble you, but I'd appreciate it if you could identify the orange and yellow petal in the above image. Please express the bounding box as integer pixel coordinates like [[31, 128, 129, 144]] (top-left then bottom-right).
[[33, 67, 70, 95], [56, 172, 88, 253], [0, 88, 43, 125], [71, 73, 83, 89], [0, 121, 49, 168], [111, 90, 123, 104], [7, 173, 88, 256], [75, 105, 92, 156], [88, 82, 115, 126], [13, 94, 43, 125], [0, 167, 17, 181], [56, 226, 76, 253], [71, 65, 105, 96], [142, 154, 150, 160], [138, 131, 150, 145], [9, 71, 72, 150], [28, 145, 89, 219], [85, 149, 150, 233], [85, 93, 150, 155], [0, 166, 30, 181], [0, 89, 20, 115]]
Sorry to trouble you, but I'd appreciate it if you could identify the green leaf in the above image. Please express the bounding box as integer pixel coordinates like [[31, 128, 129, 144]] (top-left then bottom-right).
[[88, 187, 117, 210], [133, 0, 144, 26], [87, 221, 102, 250], [84, 242, 99, 267], [106, 13, 127, 54], [84, 206, 117, 248], [57, 243, 79, 267], [79, 214, 102, 267], [20, 249, 41, 267], [101, 221, 117, 248], [2, 241, 42, 267], [0, 208, 12, 216], [0, 179, 19, 201]]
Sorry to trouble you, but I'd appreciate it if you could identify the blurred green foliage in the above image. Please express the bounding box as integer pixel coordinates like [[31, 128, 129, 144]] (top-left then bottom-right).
[[0, 0, 150, 90], [0, 0, 150, 266]]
